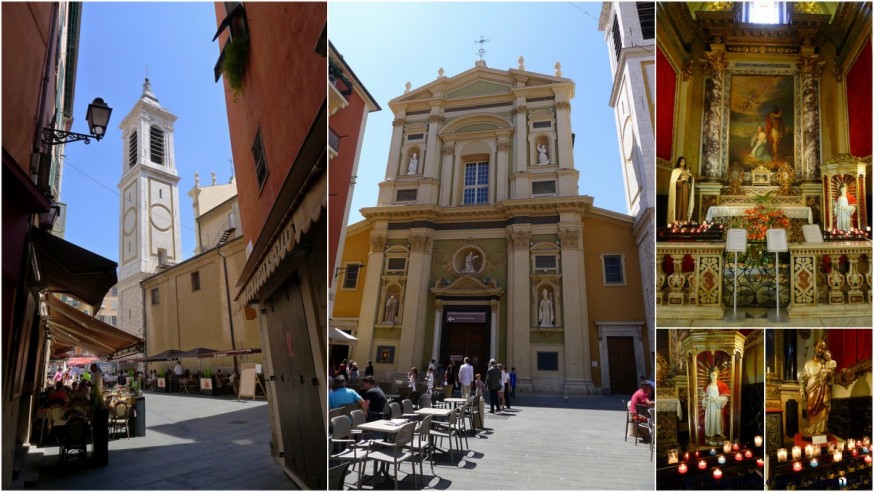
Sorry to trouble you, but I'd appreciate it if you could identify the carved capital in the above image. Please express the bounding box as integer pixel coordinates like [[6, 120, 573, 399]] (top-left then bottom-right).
[[513, 104, 528, 115], [832, 60, 843, 82], [681, 58, 694, 82], [428, 114, 445, 124], [369, 233, 387, 253], [392, 118, 405, 127], [497, 141, 512, 152], [699, 51, 728, 76], [797, 54, 826, 78], [409, 233, 432, 253], [508, 229, 531, 251], [555, 101, 571, 111], [558, 227, 581, 249], [441, 144, 455, 156]]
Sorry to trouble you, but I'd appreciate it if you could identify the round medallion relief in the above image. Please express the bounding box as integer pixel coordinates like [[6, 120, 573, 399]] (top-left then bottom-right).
[[454, 247, 484, 275], [149, 204, 173, 231], [122, 208, 137, 235]]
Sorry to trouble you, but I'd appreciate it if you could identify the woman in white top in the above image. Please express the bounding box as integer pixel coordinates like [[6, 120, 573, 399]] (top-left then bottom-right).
[[501, 365, 512, 410], [425, 367, 434, 396]]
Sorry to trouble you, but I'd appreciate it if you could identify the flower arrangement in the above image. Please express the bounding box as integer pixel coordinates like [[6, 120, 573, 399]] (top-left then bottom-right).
[[741, 205, 790, 241]]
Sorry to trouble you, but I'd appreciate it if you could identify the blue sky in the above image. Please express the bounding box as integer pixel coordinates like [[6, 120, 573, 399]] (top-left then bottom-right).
[[329, 1, 629, 224], [61, 2, 233, 263]]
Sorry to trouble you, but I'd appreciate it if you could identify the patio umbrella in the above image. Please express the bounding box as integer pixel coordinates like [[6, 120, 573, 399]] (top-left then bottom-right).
[[143, 349, 184, 362], [178, 347, 219, 358], [198, 348, 262, 358]]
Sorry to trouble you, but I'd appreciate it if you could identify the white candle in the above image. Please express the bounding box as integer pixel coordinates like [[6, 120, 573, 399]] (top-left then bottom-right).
[[791, 446, 802, 460], [834, 450, 842, 462], [754, 435, 763, 447], [723, 440, 732, 454], [777, 448, 788, 462], [805, 444, 815, 458]]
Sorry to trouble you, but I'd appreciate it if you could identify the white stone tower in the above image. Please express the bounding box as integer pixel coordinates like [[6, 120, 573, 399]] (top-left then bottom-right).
[[115, 78, 182, 338], [599, 2, 655, 351]]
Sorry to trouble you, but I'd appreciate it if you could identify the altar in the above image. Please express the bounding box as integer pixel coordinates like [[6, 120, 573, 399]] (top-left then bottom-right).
[[706, 205, 813, 224]]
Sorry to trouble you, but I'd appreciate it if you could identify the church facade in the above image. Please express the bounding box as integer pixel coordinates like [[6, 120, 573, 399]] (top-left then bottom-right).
[[655, 2, 871, 325], [333, 60, 650, 396]]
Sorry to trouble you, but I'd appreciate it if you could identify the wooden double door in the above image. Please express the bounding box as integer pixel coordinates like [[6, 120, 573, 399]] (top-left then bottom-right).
[[441, 320, 490, 378]]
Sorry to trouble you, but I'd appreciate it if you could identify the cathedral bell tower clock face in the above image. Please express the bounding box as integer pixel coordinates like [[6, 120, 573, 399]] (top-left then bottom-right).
[[621, 117, 635, 161], [149, 204, 173, 231], [123, 208, 137, 235]]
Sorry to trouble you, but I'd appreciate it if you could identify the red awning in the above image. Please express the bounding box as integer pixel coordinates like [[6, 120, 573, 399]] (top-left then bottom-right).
[[46, 295, 143, 357]]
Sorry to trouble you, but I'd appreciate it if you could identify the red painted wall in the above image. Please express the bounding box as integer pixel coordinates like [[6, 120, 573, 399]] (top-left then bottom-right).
[[328, 78, 368, 278], [847, 37, 872, 157], [828, 329, 872, 371], [656, 46, 677, 162], [216, 2, 327, 249]]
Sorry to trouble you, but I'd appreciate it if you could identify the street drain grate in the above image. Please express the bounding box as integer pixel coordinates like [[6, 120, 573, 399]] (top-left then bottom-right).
[[228, 420, 247, 424]]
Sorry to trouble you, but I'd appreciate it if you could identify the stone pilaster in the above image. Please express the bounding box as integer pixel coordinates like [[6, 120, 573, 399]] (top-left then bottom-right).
[[507, 226, 532, 391], [438, 141, 455, 206], [558, 220, 595, 395], [496, 137, 511, 201], [384, 115, 406, 180], [554, 99, 574, 169], [397, 231, 433, 371], [350, 228, 388, 363], [424, 108, 443, 179]]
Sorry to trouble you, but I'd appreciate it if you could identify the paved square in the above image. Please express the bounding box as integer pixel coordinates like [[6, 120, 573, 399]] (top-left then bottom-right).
[[340, 394, 654, 490]]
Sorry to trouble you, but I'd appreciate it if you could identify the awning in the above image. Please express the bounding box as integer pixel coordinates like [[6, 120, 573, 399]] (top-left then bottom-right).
[[178, 347, 220, 358], [143, 349, 184, 362], [32, 228, 118, 309], [199, 348, 261, 358], [45, 295, 143, 357], [329, 328, 358, 345]]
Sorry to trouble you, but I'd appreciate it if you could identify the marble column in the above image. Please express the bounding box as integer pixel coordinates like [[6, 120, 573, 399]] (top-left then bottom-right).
[[798, 54, 825, 180], [699, 50, 728, 179]]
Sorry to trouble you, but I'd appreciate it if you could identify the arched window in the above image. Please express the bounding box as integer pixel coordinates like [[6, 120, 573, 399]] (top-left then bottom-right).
[[128, 131, 137, 167], [150, 126, 165, 165]]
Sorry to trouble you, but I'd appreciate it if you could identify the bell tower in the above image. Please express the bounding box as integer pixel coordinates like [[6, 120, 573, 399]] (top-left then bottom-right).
[[115, 78, 182, 338]]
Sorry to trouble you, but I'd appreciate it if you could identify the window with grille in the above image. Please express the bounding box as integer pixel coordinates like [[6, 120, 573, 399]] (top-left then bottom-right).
[[252, 128, 269, 188], [602, 254, 625, 285], [191, 271, 201, 291], [342, 264, 360, 289], [537, 352, 559, 371], [612, 16, 622, 61], [128, 131, 137, 167], [150, 126, 165, 165], [534, 255, 557, 272], [151, 288, 160, 305], [636, 2, 654, 39], [462, 162, 489, 204]]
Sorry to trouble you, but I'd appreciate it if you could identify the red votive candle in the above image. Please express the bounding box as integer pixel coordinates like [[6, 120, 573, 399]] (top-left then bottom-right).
[[744, 449, 753, 458], [698, 459, 707, 470], [713, 468, 723, 479], [678, 463, 688, 474], [864, 455, 872, 464], [732, 443, 740, 451], [792, 461, 802, 472], [756, 458, 764, 467], [734, 452, 743, 461]]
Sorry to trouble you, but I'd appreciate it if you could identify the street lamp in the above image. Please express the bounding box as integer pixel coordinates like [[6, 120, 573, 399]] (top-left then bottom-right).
[[42, 97, 113, 146]]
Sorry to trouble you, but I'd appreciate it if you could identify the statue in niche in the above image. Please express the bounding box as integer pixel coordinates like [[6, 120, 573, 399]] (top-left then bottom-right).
[[667, 156, 694, 224], [701, 367, 730, 441], [408, 153, 419, 174], [537, 143, 550, 165], [833, 185, 856, 231], [384, 294, 399, 324], [538, 288, 554, 327], [461, 251, 479, 273], [800, 338, 837, 436]]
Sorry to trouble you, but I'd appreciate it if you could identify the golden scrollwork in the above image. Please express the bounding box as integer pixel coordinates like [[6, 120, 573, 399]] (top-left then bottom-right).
[[794, 2, 820, 14], [699, 51, 729, 76], [775, 161, 797, 196], [681, 58, 694, 81], [797, 54, 826, 78], [726, 161, 745, 195], [834, 358, 872, 389], [705, 2, 733, 11]]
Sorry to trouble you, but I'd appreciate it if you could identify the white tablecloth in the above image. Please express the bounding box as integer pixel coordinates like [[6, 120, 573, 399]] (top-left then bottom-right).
[[706, 205, 813, 224], [658, 397, 683, 418]]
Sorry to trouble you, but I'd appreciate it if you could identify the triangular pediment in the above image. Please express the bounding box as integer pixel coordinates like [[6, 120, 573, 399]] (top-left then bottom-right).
[[446, 80, 511, 99], [431, 275, 503, 297]]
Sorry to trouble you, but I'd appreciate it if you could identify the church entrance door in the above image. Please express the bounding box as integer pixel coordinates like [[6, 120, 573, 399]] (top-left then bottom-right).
[[607, 336, 638, 395], [442, 316, 490, 378]]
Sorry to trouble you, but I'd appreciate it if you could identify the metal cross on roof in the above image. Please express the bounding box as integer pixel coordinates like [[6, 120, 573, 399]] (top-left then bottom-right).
[[143, 63, 151, 79], [474, 35, 489, 60]]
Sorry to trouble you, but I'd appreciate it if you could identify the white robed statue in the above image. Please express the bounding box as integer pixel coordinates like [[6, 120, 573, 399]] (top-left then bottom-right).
[[701, 368, 729, 441], [667, 157, 695, 224], [538, 289, 554, 327], [833, 185, 856, 231], [408, 153, 419, 175]]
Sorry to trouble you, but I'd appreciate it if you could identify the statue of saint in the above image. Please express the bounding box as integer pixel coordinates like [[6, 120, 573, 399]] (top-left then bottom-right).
[[537, 144, 550, 165], [833, 185, 856, 231], [538, 289, 554, 327], [384, 295, 398, 324], [800, 338, 837, 436], [701, 368, 730, 441], [408, 153, 419, 174], [667, 156, 694, 224], [462, 251, 478, 273]]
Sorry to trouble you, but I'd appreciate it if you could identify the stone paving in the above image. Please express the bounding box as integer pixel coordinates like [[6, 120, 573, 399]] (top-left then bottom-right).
[[31, 391, 295, 490], [339, 393, 655, 490]]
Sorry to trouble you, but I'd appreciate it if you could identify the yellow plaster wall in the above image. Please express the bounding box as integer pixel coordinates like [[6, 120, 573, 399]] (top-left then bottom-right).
[[332, 222, 370, 319]]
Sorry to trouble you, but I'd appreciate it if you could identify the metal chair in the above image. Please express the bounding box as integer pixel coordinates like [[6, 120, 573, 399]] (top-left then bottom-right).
[[430, 407, 461, 461], [329, 415, 371, 489], [621, 399, 634, 441], [109, 401, 130, 439], [58, 415, 90, 466], [409, 414, 435, 476], [362, 421, 417, 489], [634, 403, 651, 447]]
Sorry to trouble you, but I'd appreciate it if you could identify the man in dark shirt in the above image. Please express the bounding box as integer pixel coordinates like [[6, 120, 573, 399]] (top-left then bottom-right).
[[443, 360, 457, 398], [360, 376, 387, 422], [485, 359, 502, 414]]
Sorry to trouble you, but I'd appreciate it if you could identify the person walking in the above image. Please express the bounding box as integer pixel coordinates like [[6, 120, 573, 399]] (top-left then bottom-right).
[[501, 365, 512, 409], [458, 357, 474, 399], [485, 359, 502, 413], [443, 360, 456, 398], [510, 367, 517, 398], [364, 360, 374, 377]]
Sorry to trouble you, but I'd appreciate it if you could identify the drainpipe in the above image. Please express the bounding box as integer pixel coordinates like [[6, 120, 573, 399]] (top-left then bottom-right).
[[217, 241, 238, 375]]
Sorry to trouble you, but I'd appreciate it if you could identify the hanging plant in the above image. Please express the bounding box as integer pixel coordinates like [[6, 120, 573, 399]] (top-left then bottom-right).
[[221, 34, 250, 99]]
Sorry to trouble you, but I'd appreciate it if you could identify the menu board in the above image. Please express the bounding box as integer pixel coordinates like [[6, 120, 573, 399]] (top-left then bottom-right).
[[238, 363, 257, 400]]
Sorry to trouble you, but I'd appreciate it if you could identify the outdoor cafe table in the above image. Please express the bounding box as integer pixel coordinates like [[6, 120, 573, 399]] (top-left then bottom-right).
[[354, 418, 411, 486], [414, 407, 453, 419], [444, 397, 467, 408]]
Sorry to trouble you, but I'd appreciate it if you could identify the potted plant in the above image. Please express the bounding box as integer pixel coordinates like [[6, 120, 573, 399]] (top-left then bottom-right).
[[200, 368, 215, 396], [156, 369, 171, 393], [221, 34, 249, 100]]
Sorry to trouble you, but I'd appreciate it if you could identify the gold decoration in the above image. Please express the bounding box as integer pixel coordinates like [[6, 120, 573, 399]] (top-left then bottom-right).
[[774, 161, 797, 195], [797, 54, 826, 78], [834, 358, 872, 389], [705, 2, 733, 11], [726, 162, 745, 195], [699, 51, 729, 76], [681, 58, 694, 81], [794, 2, 819, 14]]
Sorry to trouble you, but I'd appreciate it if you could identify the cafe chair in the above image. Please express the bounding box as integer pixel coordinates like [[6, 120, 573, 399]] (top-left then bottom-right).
[[429, 408, 462, 461], [646, 407, 655, 461], [409, 414, 435, 476], [362, 421, 417, 490], [68, 401, 89, 418], [401, 399, 418, 421], [634, 403, 651, 448], [418, 394, 432, 409], [329, 415, 371, 489], [465, 395, 481, 434], [59, 415, 90, 466], [388, 402, 402, 420], [621, 400, 634, 442], [109, 401, 131, 439], [328, 462, 351, 491], [349, 409, 366, 442]]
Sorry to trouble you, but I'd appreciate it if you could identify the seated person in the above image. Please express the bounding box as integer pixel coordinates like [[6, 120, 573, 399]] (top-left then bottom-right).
[[47, 381, 69, 405], [329, 376, 366, 411], [360, 376, 387, 421], [629, 380, 654, 442]]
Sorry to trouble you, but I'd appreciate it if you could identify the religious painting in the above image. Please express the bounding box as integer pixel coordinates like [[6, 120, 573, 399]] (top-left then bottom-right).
[[728, 75, 795, 172], [696, 350, 733, 446], [376, 345, 395, 364]]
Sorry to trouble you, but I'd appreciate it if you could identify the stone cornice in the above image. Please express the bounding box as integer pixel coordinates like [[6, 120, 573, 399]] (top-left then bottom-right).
[[360, 196, 599, 224]]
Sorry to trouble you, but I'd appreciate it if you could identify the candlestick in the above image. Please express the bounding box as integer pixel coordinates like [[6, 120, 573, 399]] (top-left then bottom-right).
[[713, 468, 723, 479], [723, 441, 731, 454], [717, 454, 726, 465], [754, 435, 763, 447], [777, 448, 788, 462], [698, 459, 707, 470], [668, 449, 679, 464], [792, 446, 802, 460], [793, 461, 802, 472], [734, 452, 743, 461], [678, 463, 688, 474]]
